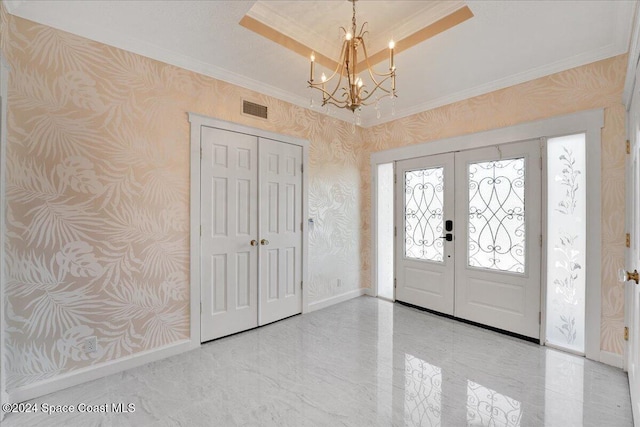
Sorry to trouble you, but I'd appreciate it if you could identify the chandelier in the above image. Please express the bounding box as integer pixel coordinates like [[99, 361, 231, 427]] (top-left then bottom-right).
[[308, 0, 396, 113]]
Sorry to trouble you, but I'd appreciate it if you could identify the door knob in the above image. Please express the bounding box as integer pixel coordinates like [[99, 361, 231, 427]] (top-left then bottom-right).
[[619, 268, 640, 284], [438, 234, 453, 242], [260, 239, 269, 246], [250, 240, 258, 247]]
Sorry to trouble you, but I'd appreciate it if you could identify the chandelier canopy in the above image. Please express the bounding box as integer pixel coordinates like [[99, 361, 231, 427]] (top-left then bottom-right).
[[308, 0, 396, 113]]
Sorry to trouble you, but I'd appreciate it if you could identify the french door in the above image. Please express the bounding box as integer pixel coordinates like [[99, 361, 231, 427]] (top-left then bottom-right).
[[200, 127, 302, 342], [395, 154, 455, 315], [395, 140, 542, 338]]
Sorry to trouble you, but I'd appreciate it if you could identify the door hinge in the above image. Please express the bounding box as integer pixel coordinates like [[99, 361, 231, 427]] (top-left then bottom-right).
[[539, 312, 541, 324], [200, 225, 202, 236], [200, 146, 203, 159], [301, 222, 303, 231], [301, 280, 303, 289], [394, 278, 397, 289], [625, 326, 629, 341], [627, 140, 631, 155], [200, 302, 202, 314], [394, 226, 397, 237], [540, 156, 543, 170], [627, 233, 631, 248], [301, 164, 304, 173], [394, 174, 397, 184], [539, 234, 543, 247]]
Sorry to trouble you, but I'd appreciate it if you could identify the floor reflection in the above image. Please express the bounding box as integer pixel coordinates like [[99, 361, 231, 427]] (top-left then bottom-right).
[[1, 297, 631, 427], [404, 354, 442, 426], [466, 380, 522, 427], [388, 299, 630, 426], [400, 353, 523, 427]]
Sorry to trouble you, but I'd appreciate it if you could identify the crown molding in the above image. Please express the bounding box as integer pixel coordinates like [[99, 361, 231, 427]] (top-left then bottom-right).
[[7, 7, 356, 125], [247, 1, 468, 62], [362, 43, 628, 128], [6, 1, 632, 129]]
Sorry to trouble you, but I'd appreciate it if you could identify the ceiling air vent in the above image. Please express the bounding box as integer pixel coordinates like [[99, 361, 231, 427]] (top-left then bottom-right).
[[242, 100, 268, 119]]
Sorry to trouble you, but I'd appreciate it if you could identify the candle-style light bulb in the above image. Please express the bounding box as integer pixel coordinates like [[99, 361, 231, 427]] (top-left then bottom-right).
[[357, 77, 363, 88], [346, 32, 352, 41], [321, 73, 327, 83], [310, 52, 315, 82], [388, 40, 395, 49], [389, 40, 395, 71]]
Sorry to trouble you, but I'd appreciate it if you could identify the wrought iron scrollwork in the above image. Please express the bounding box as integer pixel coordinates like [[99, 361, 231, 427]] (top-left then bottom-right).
[[404, 168, 444, 262], [467, 158, 526, 273]]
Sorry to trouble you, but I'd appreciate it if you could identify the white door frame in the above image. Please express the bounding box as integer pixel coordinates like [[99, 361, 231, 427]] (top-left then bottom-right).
[[625, 85, 640, 424], [188, 113, 310, 347], [0, 53, 10, 419], [370, 109, 604, 362]]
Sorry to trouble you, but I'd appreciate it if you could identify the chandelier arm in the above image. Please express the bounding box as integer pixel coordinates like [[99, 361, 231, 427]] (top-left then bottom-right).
[[325, 76, 348, 102], [309, 78, 345, 104], [308, 40, 350, 103], [360, 41, 395, 78], [358, 90, 397, 108], [358, 22, 368, 38], [309, 81, 351, 106], [323, 40, 350, 84], [358, 76, 394, 104], [324, 99, 351, 109]]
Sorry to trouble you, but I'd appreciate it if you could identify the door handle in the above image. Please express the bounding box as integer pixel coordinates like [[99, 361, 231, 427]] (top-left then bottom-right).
[[250, 240, 258, 247], [260, 239, 269, 246], [619, 268, 640, 284], [438, 234, 453, 242]]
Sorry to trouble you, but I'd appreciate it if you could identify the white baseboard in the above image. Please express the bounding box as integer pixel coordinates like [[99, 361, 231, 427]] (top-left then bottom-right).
[[307, 288, 367, 313], [600, 350, 624, 369], [363, 287, 375, 297], [8, 339, 192, 403]]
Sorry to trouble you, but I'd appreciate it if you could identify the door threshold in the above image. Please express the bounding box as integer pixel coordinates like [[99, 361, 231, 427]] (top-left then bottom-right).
[[396, 300, 540, 345], [201, 312, 302, 345]]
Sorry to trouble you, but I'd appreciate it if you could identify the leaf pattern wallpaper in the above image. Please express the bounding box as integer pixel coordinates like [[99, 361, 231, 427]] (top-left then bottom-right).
[[0, 5, 629, 391]]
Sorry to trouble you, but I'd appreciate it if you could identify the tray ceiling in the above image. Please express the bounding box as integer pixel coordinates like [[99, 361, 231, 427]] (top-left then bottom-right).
[[5, 0, 637, 127]]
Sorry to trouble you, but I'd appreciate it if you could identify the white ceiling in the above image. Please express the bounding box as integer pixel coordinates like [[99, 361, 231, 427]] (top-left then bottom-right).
[[6, 0, 637, 127], [246, 1, 467, 61]]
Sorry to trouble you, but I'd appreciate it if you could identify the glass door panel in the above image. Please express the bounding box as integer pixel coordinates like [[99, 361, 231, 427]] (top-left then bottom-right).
[[468, 158, 526, 273], [404, 167, 445, 262]]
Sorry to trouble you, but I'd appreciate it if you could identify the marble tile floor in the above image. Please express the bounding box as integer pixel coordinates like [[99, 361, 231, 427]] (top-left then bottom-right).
[[3, 296, 633, 426]]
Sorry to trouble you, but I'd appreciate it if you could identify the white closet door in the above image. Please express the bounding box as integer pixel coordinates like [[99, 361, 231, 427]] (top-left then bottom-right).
[[395, 153, 455, 314], [454, 140, 542, 338], [258, 138, 303, 325], [201, 127, 259, 341]]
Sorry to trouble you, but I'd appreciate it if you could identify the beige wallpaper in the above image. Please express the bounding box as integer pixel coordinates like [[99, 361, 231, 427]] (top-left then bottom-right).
[[0, 5, 628, 391], [0, 10, 366, 389]]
